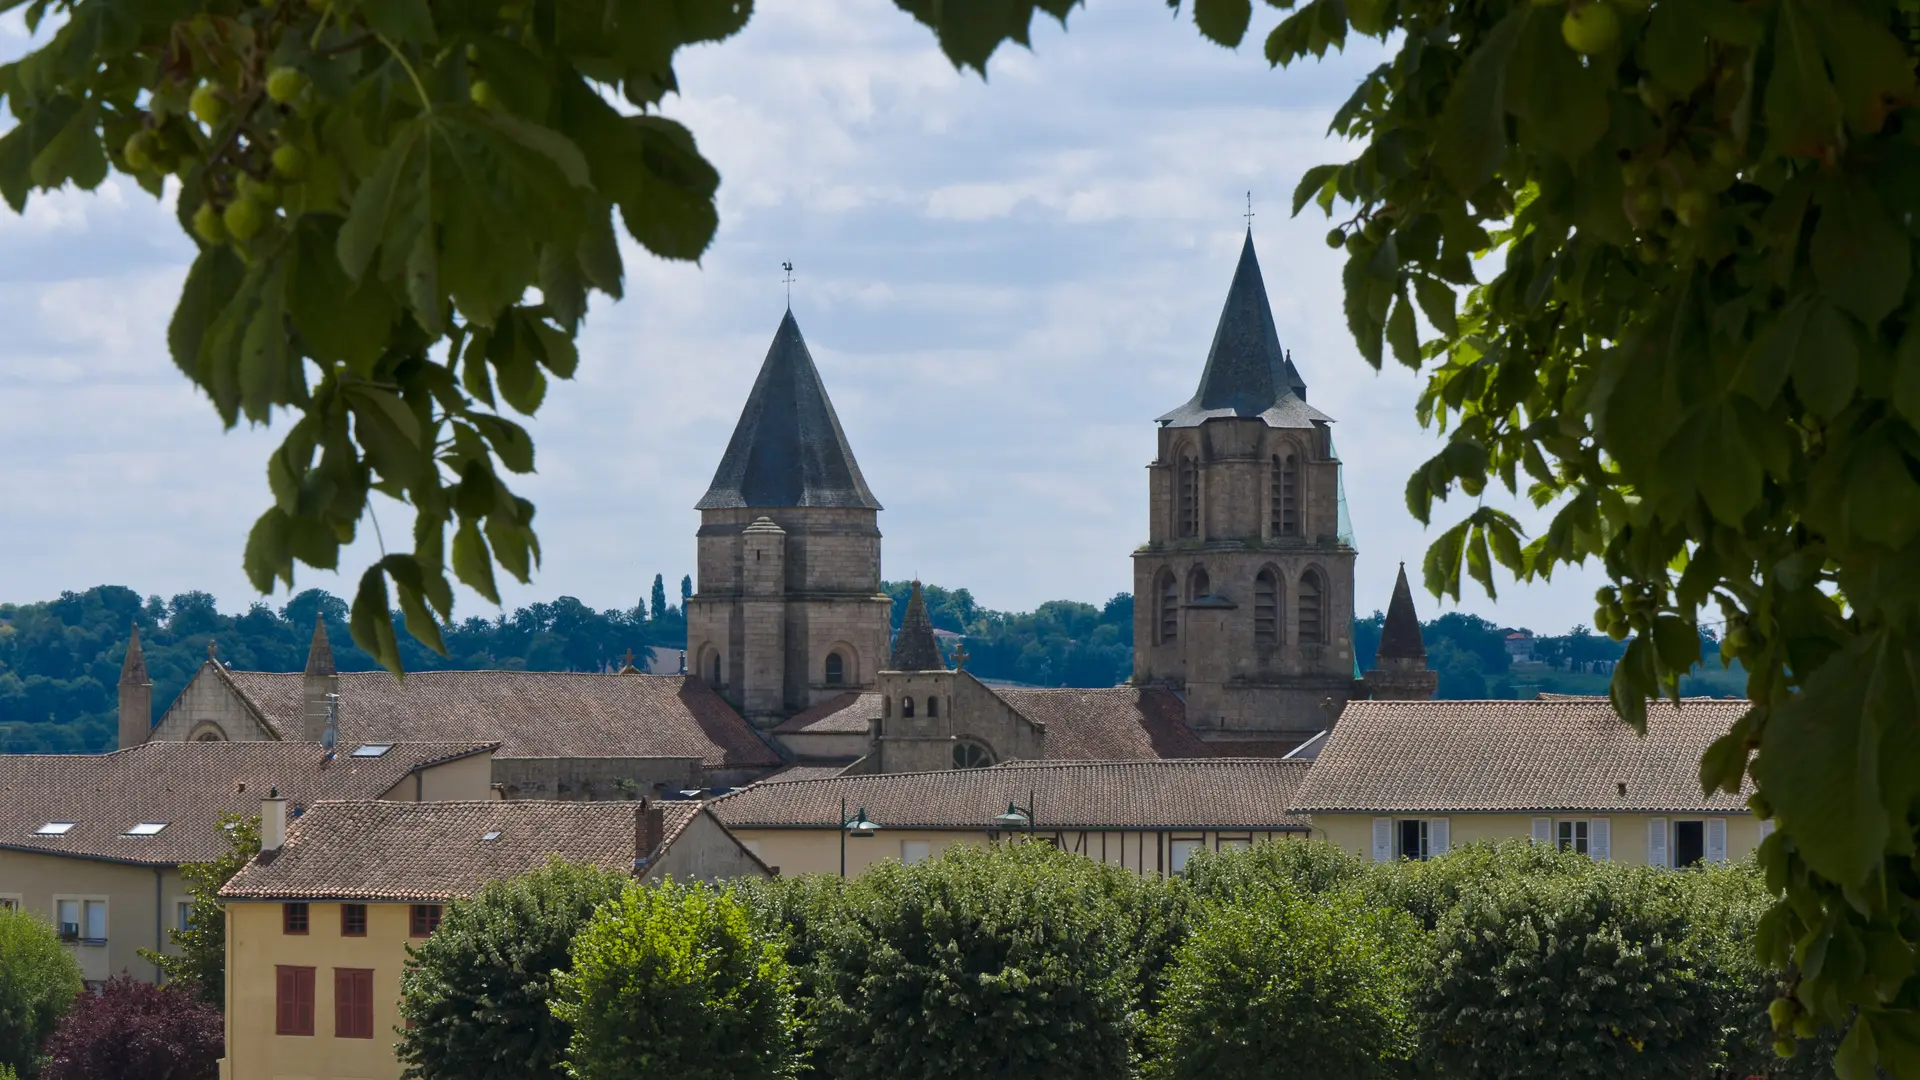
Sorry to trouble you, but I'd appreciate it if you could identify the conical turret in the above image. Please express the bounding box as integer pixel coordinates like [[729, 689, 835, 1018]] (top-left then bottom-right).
[[302, 614, 339, 740], [1364, 564, 1437, 701], [1158, 230, 1331, 429], [696, 311, 881, 510], [888, 582, 945, 672], [117, 624, 152, 749]]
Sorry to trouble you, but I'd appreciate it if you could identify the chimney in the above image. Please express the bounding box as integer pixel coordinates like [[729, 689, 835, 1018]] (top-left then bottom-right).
[[302, 615, 338, 741], [261, 786, 288, 853], [633, 799, 666, 872], [117, 623, 153, 750]]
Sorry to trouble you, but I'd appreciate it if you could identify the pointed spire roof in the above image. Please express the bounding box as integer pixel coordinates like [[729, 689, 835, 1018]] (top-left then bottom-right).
[[1377, 563, 1428, 661], [1159, 231, 1331, 430], [304, 614, 336, 677], [119, 624, 149, 686], [889, 581, 945, 672], [696, 312, 882, 511]]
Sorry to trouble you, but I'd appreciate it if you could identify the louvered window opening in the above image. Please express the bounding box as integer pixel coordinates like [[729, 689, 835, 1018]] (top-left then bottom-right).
[[1272, 454, 1299, 536], [1177, 453, 1199, 538], [1254, 570, 1279, 646], [1298, 572, 1324, 644], [1159, 574, 1179, 645]]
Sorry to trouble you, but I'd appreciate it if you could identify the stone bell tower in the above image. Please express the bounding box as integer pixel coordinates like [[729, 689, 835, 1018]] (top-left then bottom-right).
[[686, 312, 894, 729], [1132, 230, 1360, 743], [117, 624, 152, 750]]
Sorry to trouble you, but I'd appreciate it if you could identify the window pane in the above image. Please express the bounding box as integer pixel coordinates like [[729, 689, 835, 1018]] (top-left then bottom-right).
[[177, 902, 193, 932], [57, 899, 78, 926], [84, 900, 106, 940], [1170, 839, 1203, 874]]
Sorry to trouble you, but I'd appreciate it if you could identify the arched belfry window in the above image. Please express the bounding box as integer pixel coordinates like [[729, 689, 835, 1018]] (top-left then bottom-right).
[[1188, 566, 1211, 601], [1158, 571, 1179, 645], [927, 696, 939, 718], [1254, 569, 1280, 647], [825, 652, 845, 686], [1177, 448, 1200, 538], [1298, 570, 1325, 645], [1272, 453, 1299, 537], [953, 740, 993, 769], [709, 652, 723, 684], [903, 697, 916, 718]]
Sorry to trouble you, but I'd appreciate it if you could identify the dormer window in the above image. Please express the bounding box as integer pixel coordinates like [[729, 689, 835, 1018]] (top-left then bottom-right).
[[35, 822, 74, 836], [124, 822, 168, 837]]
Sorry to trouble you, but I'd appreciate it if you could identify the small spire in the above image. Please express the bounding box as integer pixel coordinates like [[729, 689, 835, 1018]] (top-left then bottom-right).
[[304, 614, 336, 677], [782, 261, 794, 311], [889, 581, 945, 672], [120, 623, 150, 686], [619, 648, 640, 674], [1244, 191, 1254, 231], [1377, 562, 1428, 661], [206, 639, 218, 662]]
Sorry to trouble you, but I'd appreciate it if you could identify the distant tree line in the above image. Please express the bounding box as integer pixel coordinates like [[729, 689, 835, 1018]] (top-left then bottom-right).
[[0, 577, 692, 753]]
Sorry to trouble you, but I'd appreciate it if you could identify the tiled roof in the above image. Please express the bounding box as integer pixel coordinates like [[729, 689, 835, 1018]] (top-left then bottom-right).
[[1290, 699, 1755, 814], [218, 669, 779, 768], [760, 762, 857, 783], [0, 741, 495, 867], [711, 759, 1313, 831], [993, 687, 1213, 760], [220, 799, 709, 902], [772, 692, 882, 735]]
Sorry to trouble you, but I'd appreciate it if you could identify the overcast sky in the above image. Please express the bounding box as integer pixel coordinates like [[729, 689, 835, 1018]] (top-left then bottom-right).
[[0, 2, 1605, 632]]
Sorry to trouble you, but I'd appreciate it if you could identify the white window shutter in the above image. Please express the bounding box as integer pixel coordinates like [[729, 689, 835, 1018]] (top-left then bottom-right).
[[1707, 818, 1728, 863], [1531, 817, 1551, 845], [1372, 818, 1392, 863], [1429, 818, 1450, 855], [1589, 818, 1611, 861], [1648, 818, 1669, 868]]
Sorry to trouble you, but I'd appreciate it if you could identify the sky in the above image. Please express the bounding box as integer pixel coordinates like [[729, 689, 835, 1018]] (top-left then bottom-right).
[[0, 2, 1606, 633]]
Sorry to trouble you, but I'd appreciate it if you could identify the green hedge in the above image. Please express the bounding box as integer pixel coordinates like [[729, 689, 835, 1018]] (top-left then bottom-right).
[[437, 839, 1831, 1080]]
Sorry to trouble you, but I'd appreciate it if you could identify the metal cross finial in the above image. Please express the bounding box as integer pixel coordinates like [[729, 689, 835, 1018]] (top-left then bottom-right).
[[206, 640, 218, 661], [621, 648, 636, 671], [952, 642, 970, 672], [1244, 191, 1255, 230], [781, 261, 794, 310]]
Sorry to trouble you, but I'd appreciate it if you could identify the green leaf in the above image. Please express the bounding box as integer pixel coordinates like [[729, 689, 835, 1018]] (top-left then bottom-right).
[[1752, 632, 1903, 885], [350, 565, 402, 675], [451, 518, 500, 604], [560, 81, 718, 261], [1793, 303, 1860, 420], [892, 0, 1073, 76], [1651, 614, 1699, 673], [1291, 163, 1338, 217], [1385, 289, 1419, 368], [1811, 174, 1910, 330], [1764, 0, 1843, 158], [528, 317, 579, 379], [1506, 11, 1609, 162], [471, 415, 535, 473], [1464, 523, 1495, 600], [381, 554, 448, 655], [1191, 0, 1251, 48], [359, 0, 436, 45], [1433, 6, 1523, 195], [290, 221, 400, 374], [169, 249, 246, 381], [243, 509, 293, 593], [238, 257, 298, 424], [337, 118, 430, 284], [1640, 2, 1709, 96], [1413, 276, 1457, 336], [27, 95, 105, 190], [1837, 1015, 1880, 1080], [1811, 0, 1914, 137], [1422, 519, 1471, 602], [1894, 307, 1920, 429]]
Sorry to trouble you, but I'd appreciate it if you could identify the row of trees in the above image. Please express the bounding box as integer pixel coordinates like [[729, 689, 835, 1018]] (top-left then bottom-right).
[[392, 840, 1829, 1080], [0, 908, 221, 1080]]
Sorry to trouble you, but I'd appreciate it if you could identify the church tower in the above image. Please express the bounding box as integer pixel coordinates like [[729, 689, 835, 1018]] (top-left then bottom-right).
[[687, 312, 894, 728], [1132, 230, 1359, 743], [117, 624, 152, 750]]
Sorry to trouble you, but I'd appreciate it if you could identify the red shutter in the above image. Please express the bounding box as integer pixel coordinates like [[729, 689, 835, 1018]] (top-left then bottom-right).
[[277, 966, 315, 1035], [336, 968, 374, 1038]]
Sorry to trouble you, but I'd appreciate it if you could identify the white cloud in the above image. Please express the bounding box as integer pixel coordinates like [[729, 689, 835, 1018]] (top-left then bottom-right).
[[0, 0, 1604, 633]]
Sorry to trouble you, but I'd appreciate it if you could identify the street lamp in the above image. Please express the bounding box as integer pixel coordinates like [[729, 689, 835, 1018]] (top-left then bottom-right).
[[991, 789, 1037, 841], [840, 797, 880, 878]]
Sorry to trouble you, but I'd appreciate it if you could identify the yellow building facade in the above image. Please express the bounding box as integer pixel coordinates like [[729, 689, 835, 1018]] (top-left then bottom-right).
[[1311, 810, 1767, 867]]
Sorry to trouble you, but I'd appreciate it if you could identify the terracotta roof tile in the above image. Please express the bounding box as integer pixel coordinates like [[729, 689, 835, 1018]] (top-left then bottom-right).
[[711, 758, 1313, 831], [219, 799, 708, 901], [221, 670, 779, 768], [1290, 699, 1755, 814], [0, 741, 495, 866], [994, 687, 1213, 760], [772, 692, 882, 735]]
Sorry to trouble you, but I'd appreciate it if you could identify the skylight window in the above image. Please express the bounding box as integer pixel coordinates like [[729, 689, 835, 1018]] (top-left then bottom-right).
[[350, 744, 393, 758], [481, 830, 501, 842], [34, 822, 74, 836], [125, 822, 168, 837]]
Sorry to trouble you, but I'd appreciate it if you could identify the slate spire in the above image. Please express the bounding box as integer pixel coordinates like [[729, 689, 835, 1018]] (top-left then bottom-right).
[[304, 614, 336, 677], [1377, 563, 1427, 661], [889, 581, 945, 672], [696, 312, 881, 511], [119, 623, 149, 686], [1158, 230, 1323, 429]]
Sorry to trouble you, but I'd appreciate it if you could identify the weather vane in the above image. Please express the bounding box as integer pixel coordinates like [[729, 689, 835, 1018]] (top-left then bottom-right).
[[782, 261, 794, 310], [1244, 191, 1255, 230]]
